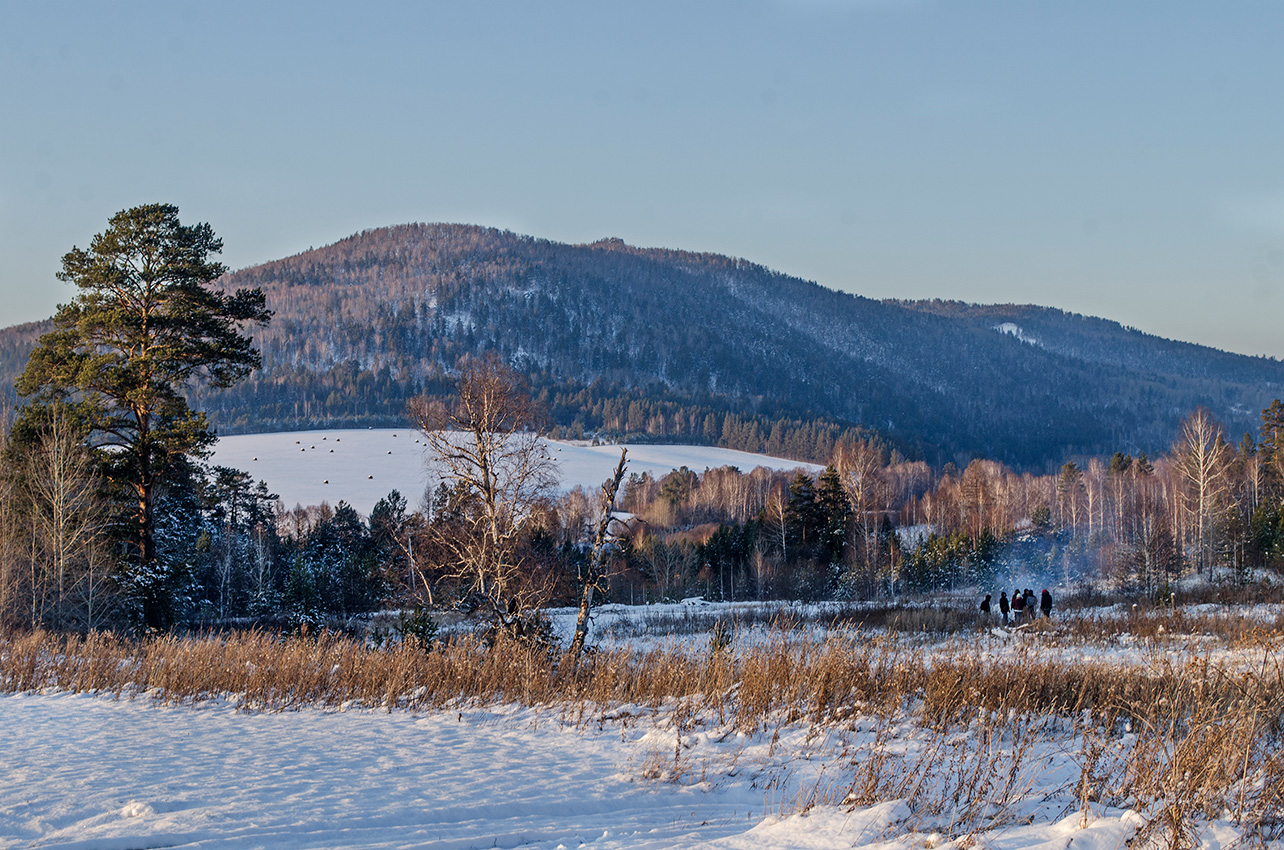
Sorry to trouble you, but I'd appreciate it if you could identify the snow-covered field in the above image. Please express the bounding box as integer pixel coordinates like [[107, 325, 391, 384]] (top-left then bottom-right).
[[0, 689, 1183, 850], [6, 600, 1282, 849], [0, 694, 782, 849], [210, 429, 820, 514]]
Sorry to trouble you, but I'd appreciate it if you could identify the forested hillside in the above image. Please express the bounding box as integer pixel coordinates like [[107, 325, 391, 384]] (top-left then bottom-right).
[[900, 300, 1283, 385], [4, 223, 1281, 469], [0, 320, 48, 407]]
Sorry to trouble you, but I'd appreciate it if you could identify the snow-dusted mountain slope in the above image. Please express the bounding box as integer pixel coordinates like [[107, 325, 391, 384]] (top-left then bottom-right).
[[7, 224, 1282, 467]]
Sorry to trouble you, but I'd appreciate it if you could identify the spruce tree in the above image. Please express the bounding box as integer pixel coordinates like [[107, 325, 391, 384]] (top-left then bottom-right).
[[815, 465, 851, 567], [1261, 399, 1284, 491], [784, 472, 820, 554]]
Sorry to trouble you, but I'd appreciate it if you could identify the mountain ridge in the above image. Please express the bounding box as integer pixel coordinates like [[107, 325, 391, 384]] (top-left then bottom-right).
[[2, 223, 1279, 470]]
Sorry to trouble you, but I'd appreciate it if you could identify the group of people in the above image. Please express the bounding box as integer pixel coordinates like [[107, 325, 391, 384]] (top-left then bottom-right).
[[979, 588, 1052, 625]]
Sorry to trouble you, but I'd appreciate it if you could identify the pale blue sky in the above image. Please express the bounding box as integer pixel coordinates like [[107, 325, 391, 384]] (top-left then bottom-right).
[[2, 2, 1282, 356]]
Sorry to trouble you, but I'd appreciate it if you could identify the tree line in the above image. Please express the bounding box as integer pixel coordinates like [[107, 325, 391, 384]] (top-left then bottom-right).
[[198, 369, 878, 466], [603, 401, 1284, 604], [10, 395, 1281, 634]]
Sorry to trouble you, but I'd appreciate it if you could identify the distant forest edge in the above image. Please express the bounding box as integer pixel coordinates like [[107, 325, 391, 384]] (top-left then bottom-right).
[[5, 222, 1283, 469], [197, 373, 878, 464]]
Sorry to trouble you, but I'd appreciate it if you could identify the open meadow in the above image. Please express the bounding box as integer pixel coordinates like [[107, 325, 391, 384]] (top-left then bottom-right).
[[209, 429, 821, 513]]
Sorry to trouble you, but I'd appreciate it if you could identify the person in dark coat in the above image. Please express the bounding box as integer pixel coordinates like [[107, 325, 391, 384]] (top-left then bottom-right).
[[1040, 588, 1053, 618], [1024, 589, 1036, 621], [998, 591, 1010, 625], [980, 594, 992, 622]]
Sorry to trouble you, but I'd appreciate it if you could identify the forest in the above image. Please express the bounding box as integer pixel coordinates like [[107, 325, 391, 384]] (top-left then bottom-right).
[[4, 395, 1282, 636]]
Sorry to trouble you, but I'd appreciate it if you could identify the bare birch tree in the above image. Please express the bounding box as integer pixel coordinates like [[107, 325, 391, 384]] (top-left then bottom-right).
[[763, 486, 789, 562], [25, 405, 110, 630], [748, 545, 772, 600], [1056, 462, 1085, 537], [409, 358, 558, 639], [1084, 457, 1105, 542], [0, 406, 21, 628], [1175, 408, 1231, 580], [836, 438, 887, 588], [641, 536, 694, 602]]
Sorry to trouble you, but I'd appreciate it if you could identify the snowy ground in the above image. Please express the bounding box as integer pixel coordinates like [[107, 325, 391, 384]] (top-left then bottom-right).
[[210, 429, 819, 514], [0, 690, 1193, 850], [6, 601, 1281, 849], [0, 694, 784, 849], [534, 598, 1284, 671]]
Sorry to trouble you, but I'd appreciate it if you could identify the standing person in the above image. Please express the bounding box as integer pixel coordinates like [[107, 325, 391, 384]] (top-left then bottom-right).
[[1024, 589, 1036, 621], [1011, 588, 1025, 623], [1040, 588, 1053, 619], [980, 593, 992, 622], [998, 591, 1010, 625]]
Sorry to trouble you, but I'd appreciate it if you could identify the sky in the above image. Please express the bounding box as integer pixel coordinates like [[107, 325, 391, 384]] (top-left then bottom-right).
[[2, 1, 1282, 358]]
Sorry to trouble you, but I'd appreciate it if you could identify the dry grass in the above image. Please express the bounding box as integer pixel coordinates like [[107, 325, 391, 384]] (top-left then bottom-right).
[[4, 628, 1283, 729], [1049, 604, 1284, 645]]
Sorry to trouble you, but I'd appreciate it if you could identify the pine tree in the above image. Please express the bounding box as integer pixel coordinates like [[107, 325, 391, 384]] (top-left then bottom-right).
[[783, 472, 818, 550], [15, 204, 270, 629], [1261, 399, 1284, 493]]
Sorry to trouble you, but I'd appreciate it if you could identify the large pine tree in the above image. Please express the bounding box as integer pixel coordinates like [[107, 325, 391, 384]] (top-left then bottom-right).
[[16, 204, 270, 629]]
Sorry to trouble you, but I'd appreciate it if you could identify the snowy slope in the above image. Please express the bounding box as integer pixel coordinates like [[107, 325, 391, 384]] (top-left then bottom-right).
[[210, 429, 820, 513]]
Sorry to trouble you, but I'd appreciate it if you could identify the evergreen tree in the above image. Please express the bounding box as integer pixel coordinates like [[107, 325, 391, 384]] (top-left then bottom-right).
[[370, 489, 427, 599], [146, 458, 210, 627], [1261, 399, 1284, 492], [1250, 500, 1284, 566], [326, 502, 382, 614], [659, 466, 698, 510], [783, 472, 819, 550], [1108, 452, 1133, 476], [15, 204, 270, 629], [814, 465, 851, 567]]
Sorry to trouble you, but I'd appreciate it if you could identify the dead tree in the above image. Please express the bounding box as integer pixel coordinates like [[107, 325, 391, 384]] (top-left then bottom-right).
[[570, 448, 628, 658]]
